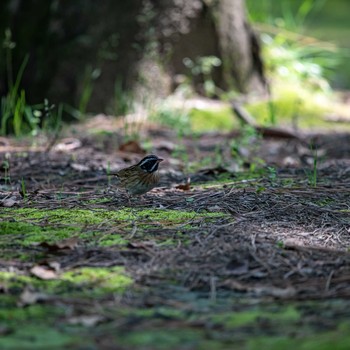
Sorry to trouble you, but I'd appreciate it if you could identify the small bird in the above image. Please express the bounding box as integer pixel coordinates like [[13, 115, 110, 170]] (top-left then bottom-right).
[[112, 155, 163, 196]]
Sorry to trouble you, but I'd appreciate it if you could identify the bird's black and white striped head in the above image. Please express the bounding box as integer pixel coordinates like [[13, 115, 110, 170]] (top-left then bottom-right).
[[138, 155, 163, 173]]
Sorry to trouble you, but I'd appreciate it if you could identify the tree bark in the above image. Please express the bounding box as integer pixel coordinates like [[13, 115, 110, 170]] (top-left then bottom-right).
[[217, 0, 266, 94], [0, 0, 267, 115]]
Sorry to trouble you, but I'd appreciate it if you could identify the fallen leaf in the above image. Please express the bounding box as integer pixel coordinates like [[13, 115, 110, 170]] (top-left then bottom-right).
[[119, 140, 145, 154], [30, 265, 58, 280], [39, 237, 79, 251], [48, 261, 61, 271], [70, 163, 90, 172], [19, 289, 50, 306], [54, 138, 82, 152], [1, 196, 18, 207], [176, 177, 191, 191], [67, 315, 106, 327]]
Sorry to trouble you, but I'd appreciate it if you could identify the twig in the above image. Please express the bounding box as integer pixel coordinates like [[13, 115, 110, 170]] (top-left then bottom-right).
[[232, 102, 302, 141], [325, 270, 334, 292]]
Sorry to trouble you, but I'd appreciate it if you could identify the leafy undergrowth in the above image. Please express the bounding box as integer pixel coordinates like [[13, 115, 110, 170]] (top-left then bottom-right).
[[1, 123, 350, 349]]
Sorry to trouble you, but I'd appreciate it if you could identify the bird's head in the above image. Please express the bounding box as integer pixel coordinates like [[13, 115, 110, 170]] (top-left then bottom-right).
[[138, 155, 163, 173]]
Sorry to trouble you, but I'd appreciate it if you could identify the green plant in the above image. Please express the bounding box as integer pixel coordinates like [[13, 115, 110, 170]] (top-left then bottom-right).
[[306, 143, 318, 187], [150, 105, 191, 137], [230, 125, 264, 170], [1, 29, 43, 136], [78, 66, 101, 116], [247, 0, 327, 32], [20, 178, 27, 199], [267, 166, 278, 183], [171, 144, 190, 173], [110, 79, 134, 117], [183, 56, 221, 97], [2, 156, 11, 185], [245, 0, 344, 127]]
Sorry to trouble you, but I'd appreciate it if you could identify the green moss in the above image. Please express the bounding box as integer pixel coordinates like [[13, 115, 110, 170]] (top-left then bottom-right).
[[1, 208, 127, 225], [0, 208, 225, 254], [189, 107, 235, 132], [211, 305, 300, 329], [313, 198, 336, 207], [84, 198, 111, 204], [0, 221, 79, 246], [0, 303, 63, 323], [0, 325, 77, 350], [119, 328, 225, 350], [0, 266, 132, 297], [60, 266, 132, 293], [246, 82, 350, 130], [248, 324, 350, 350], [98, 234, 129, 247], [2, 208, 223, 227], [193, 170, 267, 189]]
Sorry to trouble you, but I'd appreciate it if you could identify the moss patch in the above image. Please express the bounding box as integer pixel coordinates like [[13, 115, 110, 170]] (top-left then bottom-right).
[[248, 324, 350, 350], [119, 328, 225, 350], [210, 305, 300, 329], [0, 208, 226, 257], [189, 107, 235, 132], [246, 81, 350, 130], [0, 266, 132, 297], [1, 208, 223, 227], [0, 324, 77, 350]]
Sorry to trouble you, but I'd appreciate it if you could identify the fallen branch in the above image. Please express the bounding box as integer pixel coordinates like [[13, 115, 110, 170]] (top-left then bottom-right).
[[232, 102, 302, 141]]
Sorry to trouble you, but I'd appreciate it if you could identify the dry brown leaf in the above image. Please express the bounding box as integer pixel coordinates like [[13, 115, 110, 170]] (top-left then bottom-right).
[[119, 140, 145, 154], [30, 265, 58, 280], [176, 177, 191, 191]]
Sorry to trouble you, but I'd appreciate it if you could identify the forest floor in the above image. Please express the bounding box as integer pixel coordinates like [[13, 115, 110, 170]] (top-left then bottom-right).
[[0, 114, 350, 349]]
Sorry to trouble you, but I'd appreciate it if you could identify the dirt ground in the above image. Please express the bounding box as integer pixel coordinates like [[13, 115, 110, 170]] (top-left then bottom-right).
[[0, 116, 350, 349]]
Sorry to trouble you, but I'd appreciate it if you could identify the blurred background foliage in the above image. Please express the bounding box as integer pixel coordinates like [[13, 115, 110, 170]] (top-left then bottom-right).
[[244, 0, 350, 128], [247, 0, 350, 89], [0, 0, 349, 136]]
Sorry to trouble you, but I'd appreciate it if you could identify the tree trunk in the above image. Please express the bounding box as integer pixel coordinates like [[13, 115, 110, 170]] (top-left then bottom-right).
[[217, 0, 266, 94], [144, 0, 266, 97], [0, 0, 267, 116]]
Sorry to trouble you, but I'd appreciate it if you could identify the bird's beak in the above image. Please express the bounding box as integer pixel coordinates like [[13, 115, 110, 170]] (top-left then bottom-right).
[[158, 158, 164, 162]]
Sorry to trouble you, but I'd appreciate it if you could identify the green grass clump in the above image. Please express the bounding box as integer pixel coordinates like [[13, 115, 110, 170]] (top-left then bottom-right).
[[246, 81, 333, 128]]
